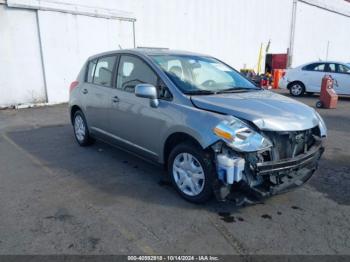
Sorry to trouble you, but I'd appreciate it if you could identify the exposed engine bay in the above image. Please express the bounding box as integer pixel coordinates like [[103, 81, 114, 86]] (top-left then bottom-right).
[[212, 126, 325, 204]]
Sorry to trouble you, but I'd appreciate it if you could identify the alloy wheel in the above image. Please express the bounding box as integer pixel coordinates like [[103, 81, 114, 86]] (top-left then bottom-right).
[[74, 114, 86, 142]]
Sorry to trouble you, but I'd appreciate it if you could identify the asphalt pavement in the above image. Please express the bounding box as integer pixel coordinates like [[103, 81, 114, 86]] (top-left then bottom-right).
[[0, 91, 349, 255]]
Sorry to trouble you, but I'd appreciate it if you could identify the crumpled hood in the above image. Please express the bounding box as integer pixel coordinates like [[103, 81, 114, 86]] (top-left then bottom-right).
[[191, 90, 320, 131]]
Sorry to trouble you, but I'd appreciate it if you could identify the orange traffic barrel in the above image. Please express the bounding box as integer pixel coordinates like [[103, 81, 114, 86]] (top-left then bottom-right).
[[273, 69, 285, 89]]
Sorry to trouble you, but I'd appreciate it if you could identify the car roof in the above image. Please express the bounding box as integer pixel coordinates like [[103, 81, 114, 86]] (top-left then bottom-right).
[[294, 61, 349, 69], [88, 48, 208, 60], [301, 61, 348, 66]]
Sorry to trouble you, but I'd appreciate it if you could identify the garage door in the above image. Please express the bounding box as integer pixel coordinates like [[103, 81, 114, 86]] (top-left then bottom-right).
[[37, 10, 134, 103], [0, 5, 46, 107]]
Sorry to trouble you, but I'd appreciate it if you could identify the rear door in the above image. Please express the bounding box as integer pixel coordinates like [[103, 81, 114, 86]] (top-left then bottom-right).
[[302, 63, 327, 92], [83, 55, 117, 134]]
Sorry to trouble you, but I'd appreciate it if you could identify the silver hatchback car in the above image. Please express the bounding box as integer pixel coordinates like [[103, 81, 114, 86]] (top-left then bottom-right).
[[69, 48, 326, 204]]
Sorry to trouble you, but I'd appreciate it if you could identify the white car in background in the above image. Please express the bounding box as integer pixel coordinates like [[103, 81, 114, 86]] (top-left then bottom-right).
[[279, 61, 350, 97]]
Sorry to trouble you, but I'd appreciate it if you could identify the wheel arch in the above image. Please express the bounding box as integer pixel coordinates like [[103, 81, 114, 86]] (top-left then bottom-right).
[[287, 80, 305, 90], [163, 132, 205, 167]]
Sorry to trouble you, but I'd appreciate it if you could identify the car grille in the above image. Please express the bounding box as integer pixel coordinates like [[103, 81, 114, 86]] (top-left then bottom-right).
[[263, 126, 321, 161]]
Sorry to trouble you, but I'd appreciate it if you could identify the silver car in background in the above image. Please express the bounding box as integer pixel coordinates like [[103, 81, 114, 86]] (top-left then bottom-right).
[[69, 48, 326, 204]]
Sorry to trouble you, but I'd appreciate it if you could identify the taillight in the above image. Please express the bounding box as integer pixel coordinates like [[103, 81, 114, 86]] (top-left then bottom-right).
[[69, 81, 79, 92]]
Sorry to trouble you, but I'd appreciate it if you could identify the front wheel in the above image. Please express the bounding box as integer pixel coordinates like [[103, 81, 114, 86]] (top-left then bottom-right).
[[167, 142, 215, 203], [289, 82, 305, 97]]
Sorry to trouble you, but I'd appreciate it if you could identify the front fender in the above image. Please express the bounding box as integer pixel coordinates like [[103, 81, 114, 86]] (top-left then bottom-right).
[[158, 103, 230, 163]]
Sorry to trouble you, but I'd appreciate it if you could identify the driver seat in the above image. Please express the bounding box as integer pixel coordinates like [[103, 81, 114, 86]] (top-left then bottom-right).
[[169, 66, 183, 80]]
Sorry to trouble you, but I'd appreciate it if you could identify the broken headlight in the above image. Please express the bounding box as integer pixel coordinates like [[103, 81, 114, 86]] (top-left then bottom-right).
[[213, 118, 272, 152]]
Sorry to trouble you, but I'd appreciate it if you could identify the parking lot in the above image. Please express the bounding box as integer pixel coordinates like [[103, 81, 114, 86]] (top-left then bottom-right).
[[0, 90, 349, 255]]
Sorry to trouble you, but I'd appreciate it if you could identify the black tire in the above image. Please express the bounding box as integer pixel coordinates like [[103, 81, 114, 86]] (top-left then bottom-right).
[[167, 142, 215, 204], [316, 101, 323, 108], [289, 82, 305, 97], [73, 110, 94, 146]]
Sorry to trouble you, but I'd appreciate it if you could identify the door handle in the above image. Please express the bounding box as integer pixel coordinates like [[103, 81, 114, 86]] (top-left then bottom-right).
[[112, 96, 120, 103], [82, 89, 88, 94]]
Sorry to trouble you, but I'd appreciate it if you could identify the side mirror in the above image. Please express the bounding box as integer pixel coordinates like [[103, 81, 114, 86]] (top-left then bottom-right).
[[135, 84, 159, 108]]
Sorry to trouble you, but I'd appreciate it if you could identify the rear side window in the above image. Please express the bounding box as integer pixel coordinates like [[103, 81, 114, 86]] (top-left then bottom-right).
[[93, 56, 117, 87], [86, 59, 97, 83], [327, 63, 336, 72], [302, 63, 326, 72]]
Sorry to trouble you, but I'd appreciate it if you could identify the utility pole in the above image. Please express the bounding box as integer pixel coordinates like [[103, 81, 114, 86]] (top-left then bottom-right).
[[288, 0, 298, 68], [326, 41, 330, 60]]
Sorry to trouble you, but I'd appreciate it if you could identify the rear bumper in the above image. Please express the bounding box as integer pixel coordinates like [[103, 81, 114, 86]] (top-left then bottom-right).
[[278, 77, 289, 89]]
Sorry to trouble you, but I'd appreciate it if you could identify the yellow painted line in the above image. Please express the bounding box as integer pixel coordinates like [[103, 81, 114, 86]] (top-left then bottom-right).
[[117, 226, 155, 255], [1, 132, 156, 255]]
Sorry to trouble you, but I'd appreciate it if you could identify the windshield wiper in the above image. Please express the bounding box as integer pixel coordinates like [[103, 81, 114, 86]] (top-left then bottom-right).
[[183, 90, 217, 95], [184, 87, 261, 95], [216, 87, 261, 93]]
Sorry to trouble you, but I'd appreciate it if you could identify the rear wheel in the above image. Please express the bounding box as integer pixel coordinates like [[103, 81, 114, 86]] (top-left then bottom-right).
[[289, 82, 305, 97], [316, 101, 323, 108], [167, 142, 215, 203], [73, 110, 94, 146]]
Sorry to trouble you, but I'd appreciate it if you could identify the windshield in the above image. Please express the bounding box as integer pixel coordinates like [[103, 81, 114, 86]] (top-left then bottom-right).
[[151, 55, 259, 94]]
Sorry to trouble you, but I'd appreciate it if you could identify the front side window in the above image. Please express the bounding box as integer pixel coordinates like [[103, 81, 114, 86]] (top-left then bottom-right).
[[117, 55, 158, 93], [93, 56, 116, 87], [151, 55, 258, 94]]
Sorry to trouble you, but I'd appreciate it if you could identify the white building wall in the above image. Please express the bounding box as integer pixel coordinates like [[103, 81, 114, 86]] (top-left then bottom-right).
[[1, 0, 350, 106], [37, 11, 134, 103], [293, 1, 350, 66], [75, 0, 294, 69], [0, 5, 46, 106]]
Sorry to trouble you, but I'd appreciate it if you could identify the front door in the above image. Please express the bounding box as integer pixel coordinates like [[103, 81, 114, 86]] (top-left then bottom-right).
[[109, 54, 171, 160]]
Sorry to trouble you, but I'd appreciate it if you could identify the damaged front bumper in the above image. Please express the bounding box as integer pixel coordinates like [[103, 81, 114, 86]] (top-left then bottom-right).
[[255, 140, 324, 176], [251, 140, 324, 197], [213, 139, 325, 203]]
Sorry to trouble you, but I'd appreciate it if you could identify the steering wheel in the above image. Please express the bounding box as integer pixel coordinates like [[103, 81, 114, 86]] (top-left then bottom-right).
[[201, 80, 216, 87]]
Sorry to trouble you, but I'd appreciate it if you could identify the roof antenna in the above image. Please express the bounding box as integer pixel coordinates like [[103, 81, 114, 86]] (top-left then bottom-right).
[[118, 44, 123, 50]]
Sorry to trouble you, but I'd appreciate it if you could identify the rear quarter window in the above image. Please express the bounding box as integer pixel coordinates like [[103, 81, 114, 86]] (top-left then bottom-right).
[[86, 59, 97, 83]]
